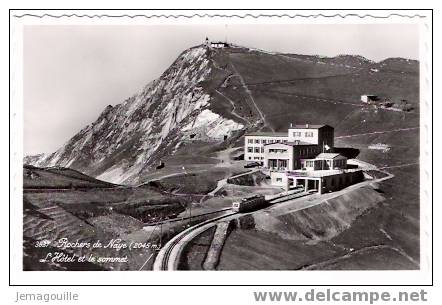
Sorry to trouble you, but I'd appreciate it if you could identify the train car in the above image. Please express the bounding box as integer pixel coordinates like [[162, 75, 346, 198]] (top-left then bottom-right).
[[232, 195, 267, 213]]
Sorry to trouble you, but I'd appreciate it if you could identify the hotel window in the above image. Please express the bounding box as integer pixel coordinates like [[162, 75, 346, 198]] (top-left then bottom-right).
[[248, 139, 253, 144], [305, 132, 314, 137], [278, 159, 288, 168], [247, 147, 253, 153], [255, 139, 260, 144], [293, 132, 301, 137], [276, 178, 283, 182], [262, 139, 267, 144], [261, 147, 264, 153], [254, 147, 260, 153]]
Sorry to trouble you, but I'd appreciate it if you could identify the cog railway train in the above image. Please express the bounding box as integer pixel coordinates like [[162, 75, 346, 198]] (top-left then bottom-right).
[[232, 195, 268, 213]]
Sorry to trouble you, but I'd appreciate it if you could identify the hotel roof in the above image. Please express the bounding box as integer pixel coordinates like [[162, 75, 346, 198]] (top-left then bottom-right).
[[288, 124, 332, 129], [316, 153, 346, 159], [265, 141, 317, 147], [287, 141, 317, 146], [245, 132, 288, 137]]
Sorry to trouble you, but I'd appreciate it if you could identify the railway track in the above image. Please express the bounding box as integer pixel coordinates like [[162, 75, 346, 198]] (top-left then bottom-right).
[[144, 208, 232, 226], [268, 191, 312, 204], [154, 189, 325, 270], [154, 212, 237, 270]]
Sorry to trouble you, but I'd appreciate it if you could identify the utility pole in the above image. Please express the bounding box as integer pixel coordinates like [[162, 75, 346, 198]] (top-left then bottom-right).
[[225, 24, 228, 43], [188, 202, 192, 228], [167, 221, 170, 240], [159, 223, 162, 247]]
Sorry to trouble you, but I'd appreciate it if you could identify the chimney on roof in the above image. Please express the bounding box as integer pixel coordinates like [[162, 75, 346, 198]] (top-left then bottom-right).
[[290, 123, 293, 128], [306, 124, 309, 128]]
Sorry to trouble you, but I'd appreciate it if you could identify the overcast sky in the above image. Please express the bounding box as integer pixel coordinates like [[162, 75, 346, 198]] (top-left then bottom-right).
[[23, 24, 419, 155]]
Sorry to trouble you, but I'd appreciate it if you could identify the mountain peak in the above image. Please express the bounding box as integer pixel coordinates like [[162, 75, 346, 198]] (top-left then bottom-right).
[[25, 42, 245, 184]]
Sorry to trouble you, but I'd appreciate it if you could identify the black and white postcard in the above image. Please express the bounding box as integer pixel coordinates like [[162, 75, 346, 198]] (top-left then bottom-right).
[[9, 9, 432, 287]]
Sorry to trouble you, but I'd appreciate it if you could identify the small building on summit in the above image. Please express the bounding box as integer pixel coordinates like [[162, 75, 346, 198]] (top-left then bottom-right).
[[361, 94, 378, 104], [210, 42, 230, 49]]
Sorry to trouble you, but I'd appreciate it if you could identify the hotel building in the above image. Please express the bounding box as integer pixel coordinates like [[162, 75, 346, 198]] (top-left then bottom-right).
[[244, 124, 334, 166], [244, 124, 362, 193]]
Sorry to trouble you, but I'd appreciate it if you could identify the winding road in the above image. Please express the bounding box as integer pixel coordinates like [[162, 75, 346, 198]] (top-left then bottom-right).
[[229, 62, 274, 131], [335, 127, 419, 139], [214, 89, 251, 126]]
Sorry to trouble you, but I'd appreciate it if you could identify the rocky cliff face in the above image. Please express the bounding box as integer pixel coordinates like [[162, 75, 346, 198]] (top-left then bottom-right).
[[26, 45, 244, 184]]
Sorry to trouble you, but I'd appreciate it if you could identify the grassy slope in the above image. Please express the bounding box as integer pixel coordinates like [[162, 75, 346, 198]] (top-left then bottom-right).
[[23, 165, 115, 189], [23, 167, 190, 271], [218, 166, 419, 270], [226, 49, 419, 134], [321, 165, 420, 269], [208, 48, 420, 270]]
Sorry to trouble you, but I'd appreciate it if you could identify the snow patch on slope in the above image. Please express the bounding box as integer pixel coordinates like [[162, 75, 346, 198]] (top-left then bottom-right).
[[183, 109, 244, 139], [96, 166, 125, 184]]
